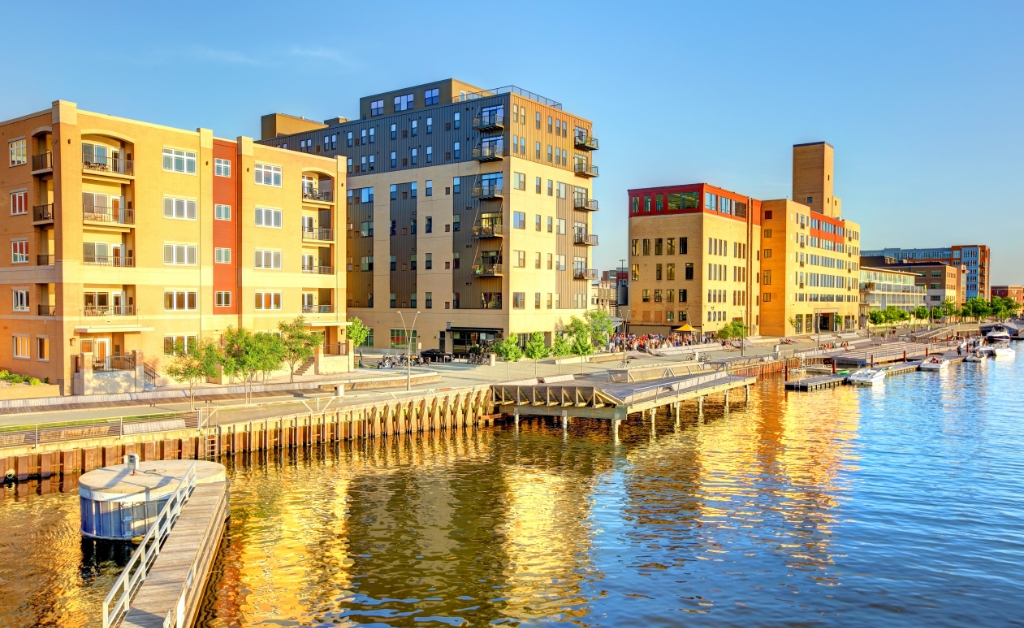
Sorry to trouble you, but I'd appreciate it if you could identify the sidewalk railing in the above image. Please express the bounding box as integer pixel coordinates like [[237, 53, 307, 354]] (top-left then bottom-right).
[[0, 410, 200, 450], [102, 463, 197, 628]]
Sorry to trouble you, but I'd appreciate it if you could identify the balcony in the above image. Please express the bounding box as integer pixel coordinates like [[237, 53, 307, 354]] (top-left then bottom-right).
[[82, 156, 133, 177], [472, 184, 504, 200], [323, 343, 348, 356], [573, 268, 599, 280], [574, 232, 599, 246], [84, 255, 135, 267], [91, 354, 136, 372], [472, 224, 504, 238], [573, 196, 599, 211], [473, 144, 504, 162], [84, 305, 136, 316], [302, 228, 335, 242], [574, 133, 599, 151], [37, 305, 56, 316], [84, 206, 134, 226], [302, 304, 335, 313], [302, 265, 335, 275], [472, 263, 503, 277], [473, 111, 505, 131], [302, 189, 333, 203], [37, 255, 54, 266], [574, 162, 599, 178], [33, 204, 54, 224], [31, 152, 52, 173]]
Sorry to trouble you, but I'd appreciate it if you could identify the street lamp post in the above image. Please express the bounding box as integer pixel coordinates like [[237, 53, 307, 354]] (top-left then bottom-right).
[[397, 310, 421, 391]]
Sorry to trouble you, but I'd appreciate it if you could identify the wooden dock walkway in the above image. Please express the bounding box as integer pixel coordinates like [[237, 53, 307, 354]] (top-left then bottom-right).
[[492, 370, 756, 422], [784, 374, 847, 391], [122, 480, 229, 628]]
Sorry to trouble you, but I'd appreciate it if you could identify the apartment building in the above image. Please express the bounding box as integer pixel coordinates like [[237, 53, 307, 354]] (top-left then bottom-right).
[[859, 256, 965, 307], [627, 184, 761, 337], [861, 245, 991, 299], [859, 266, 926, 326], [760, 143, 862, 336], [991, 285, 1023, 306], [259, 79, 598, 353], [0, 100, 347, 394], [590, 277, 617, 317]]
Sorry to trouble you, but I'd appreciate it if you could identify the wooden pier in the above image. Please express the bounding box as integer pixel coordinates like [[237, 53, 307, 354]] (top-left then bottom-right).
[[784, 374, 847, 391]]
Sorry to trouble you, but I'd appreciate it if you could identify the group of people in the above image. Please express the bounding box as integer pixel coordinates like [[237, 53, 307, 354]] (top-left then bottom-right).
[[607, 332, 723, 354]]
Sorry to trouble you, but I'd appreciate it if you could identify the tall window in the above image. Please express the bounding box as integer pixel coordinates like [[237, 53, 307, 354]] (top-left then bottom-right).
[[255, 250, 282, 269], [164, 291, 198, 311], [13, 336, 29, 359], [394, 93, 415, 111], [255, 292, 282, 310], [12, 290, 29, 312], [9, 191, 27, 215], [254, 163, 282, 186], [162, 148, 196, 174], [8, 139, 27, 166], [425, 88, 439, 105], [371, 100, 384, 116], [215, 204, 231, 220], [215, 291, 232, 307], [10, 239, 27, 264], [214, 158, 231, 177], [215, 248, 231, 263]]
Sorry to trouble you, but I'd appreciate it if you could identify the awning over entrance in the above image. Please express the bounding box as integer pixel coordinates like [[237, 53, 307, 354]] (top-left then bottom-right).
[[75, 325, 154, 333]]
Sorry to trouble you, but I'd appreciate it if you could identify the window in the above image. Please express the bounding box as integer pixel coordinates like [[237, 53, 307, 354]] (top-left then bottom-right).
[[215, 204, 231, 220], [425, 253, 432, 269], [9, 139, 27, 166], [411, 182, 418, 197], [9, 191, 27, 215], [535, 141, 541, 159], [347, 132, 353, 147], [535, 214, 542, 231], [425, 291, 433, 309], [547, 116, 553, 132], [411, 120, 418, 137], [254, 292, 282, 310], [427, 117, 433, 133], [371, 100, 384, 116], [163, 335, 199, 356], [389, 329, 419, 349], [514, 172, 526, 190], [547, 253, 553, 269], [655, 238, 663, 255], [556, 254, 566, 271], [390, 293, 397, 307], [631, 264, 639, 281], [36, 336, 49, 361], [163, 148, 197, 174], [547, 145, 553, 162], [535, 252, 542, 268], [215, 291, 232, 307], [667, 263, 676, 280], [631, 239, 639, 256], [13, 336, 29, 359], [255, 207, 282, 228], [215, 248, 231, 264], [164, 291, 198, 311], [536, 112, 542, 128], [426, 217, 432, 233], [426, 146, 433, 163], [214, 158, 231, 177], [642, 239, 651, 255], [369, 128, 375, 143], [514, 250, 526, 268], [453, 252, 460, 269], [361, 256, 373, 271], [12, 289, 29, 312], [163, 244, 198, 265], [685, 263, 694, 280], [395, 93, 415, 111], [360, 221, 374, 237], [426, 180, 433, 196], [162, 197, 197, 221], [513, 292, 525, 309], [453, 177, 461, 194], [513, 212, 526, 229], [556, 218, 566, 234], [656, 264, 663, 280], [255, 249, 282, 269], [254, 163, 282, 186], [547, 180, 554, 196], [642, 289, 651, 303], [361, 156, 367, 172], [454, 112, 461, 129]]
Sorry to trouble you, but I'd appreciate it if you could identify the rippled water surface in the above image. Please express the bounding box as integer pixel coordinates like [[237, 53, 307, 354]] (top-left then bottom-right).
[[3, 356, 1024, 627]]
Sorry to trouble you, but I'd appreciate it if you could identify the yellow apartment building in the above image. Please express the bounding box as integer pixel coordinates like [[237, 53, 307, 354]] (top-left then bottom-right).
[[0, 100, 348, 395], [627, 184, 761, 337], [258, 79, 599, 354]]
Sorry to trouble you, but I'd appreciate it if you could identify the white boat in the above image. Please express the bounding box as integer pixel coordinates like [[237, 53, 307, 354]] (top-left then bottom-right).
[[920, 357, 949, 371], [986, 325, 1012, 342], [847, 368, 886, 385], [992, 345, 1016, 358], [964, 352, 985, 363]]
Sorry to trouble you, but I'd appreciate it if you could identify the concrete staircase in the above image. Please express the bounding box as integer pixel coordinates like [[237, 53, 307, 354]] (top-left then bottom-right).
[[295, 357, 315, 376]]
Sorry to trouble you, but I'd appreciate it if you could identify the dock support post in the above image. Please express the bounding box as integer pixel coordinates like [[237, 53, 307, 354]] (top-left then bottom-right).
[[724, 389, 730, 414], [648, 408, 656, 437], [745, 385, 750, 403], [514, 408, 520, 432], [697, 396, 704, 417], [612, 419, 621, 445], [673, 403, 680, 430], [561, 411, 568, 434]]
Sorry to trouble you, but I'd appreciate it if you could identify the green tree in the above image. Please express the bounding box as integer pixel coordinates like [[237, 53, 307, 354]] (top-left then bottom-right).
[[717, 320, 749, 340], [346, 317, 371, 367], [868, 310, 886, 326], [930, 306, 944, 320], [565, 316, 590, 347], [584, 310, 616, 348], [278, 317, 318, 382], [492, 335, 523, 380], [524, 332, 551, 377], [941, 299, 958, 322], [552, 334, 573, 357], [962, 297, 991, 322], [256, 332, 286, 382], [164, 339, 221, 410], [913, 306, 929, 321], [221, 327, 285, 404]]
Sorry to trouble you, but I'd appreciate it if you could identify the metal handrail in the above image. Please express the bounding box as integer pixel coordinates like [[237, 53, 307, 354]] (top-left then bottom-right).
[[574, 133, 599, 150], [84, 206, 135, 225], [102, 462, 198, 628], [473, 263, 503, 276], [472, 144, 504, 160], [573, 197, 599, 211], [301, 228, 334, 241], [302, 304, 334, 313], [574, 163, 599, 177], [84, 255, 135, 267], [302, 189, 333, 202], [472, 184, 504, 198], [473, 111, 505, 129], [32, 152, 52, 170], [33, 204, 54, 221], [84, 305, 136, 316], [472, 224, 504, 237], [83, 157, 134, 176], [574, 232, 599, 246], [301, 265, 334, 274]]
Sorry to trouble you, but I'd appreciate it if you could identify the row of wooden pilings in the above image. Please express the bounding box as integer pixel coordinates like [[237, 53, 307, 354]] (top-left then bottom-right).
[[1, 387, 497, 482]]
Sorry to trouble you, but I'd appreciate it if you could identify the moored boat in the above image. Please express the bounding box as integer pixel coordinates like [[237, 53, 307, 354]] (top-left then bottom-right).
[[847, 368, 886, 386], [992, 345, 1016, 358], [986, 325, 1012, 343], [920, 357, 949, 371]]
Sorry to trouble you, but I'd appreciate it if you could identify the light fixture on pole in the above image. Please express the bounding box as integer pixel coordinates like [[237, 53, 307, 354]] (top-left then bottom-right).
[[398, 310, 421, 391]]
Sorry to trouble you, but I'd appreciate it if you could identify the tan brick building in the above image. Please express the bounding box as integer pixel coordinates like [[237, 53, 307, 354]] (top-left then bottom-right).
[[260, 80, 598, 354], [0, 101, 348, 394]]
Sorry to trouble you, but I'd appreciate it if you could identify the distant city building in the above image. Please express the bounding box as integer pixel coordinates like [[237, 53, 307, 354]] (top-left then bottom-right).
[[859, 257, 966, 307], [860, 245, 990, 299], [590, 278, 617, 317], [858, 266, 926, 326], [991, 285, 1024, 306]]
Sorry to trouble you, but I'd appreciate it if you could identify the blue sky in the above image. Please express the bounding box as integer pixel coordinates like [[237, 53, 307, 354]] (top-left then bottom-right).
[[3, 1, 1022, 283]]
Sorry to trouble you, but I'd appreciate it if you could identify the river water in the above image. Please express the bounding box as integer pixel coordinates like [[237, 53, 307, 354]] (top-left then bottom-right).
[[2, 356, 1024, 627]]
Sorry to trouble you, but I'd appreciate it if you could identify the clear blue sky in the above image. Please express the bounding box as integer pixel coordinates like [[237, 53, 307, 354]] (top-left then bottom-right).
[[4, 1, 1022, 283]]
